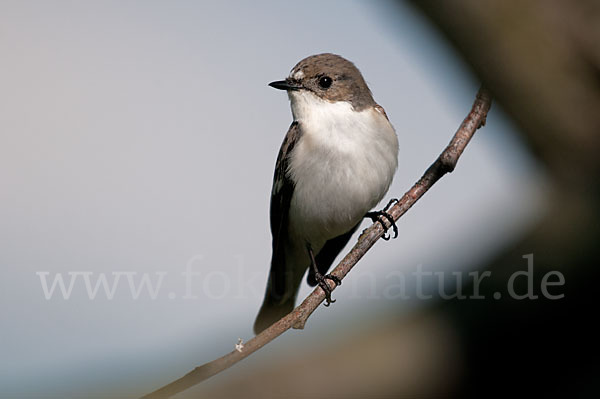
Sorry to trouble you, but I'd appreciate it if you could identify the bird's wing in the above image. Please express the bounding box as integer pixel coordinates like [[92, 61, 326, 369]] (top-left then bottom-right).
[[268, 121, 301, 300]]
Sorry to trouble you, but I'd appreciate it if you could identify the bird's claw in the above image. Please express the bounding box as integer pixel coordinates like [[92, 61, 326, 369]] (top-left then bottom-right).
[[366, 198, 399, 240], [315, 273, 341, 306]]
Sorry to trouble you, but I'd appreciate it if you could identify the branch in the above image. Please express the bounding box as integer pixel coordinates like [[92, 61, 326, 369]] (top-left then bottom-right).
[[140, 87, 492, 399]]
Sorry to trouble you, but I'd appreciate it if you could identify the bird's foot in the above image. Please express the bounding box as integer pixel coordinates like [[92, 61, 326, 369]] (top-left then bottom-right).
[[314, 272, 341, 306], [366, 198, 399, 240]]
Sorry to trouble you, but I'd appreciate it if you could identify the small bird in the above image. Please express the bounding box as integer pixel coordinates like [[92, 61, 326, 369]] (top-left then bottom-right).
[[254, 53, 399, 334]]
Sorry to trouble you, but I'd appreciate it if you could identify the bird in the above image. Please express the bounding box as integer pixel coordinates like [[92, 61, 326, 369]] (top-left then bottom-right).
[[254, 53, 399, 334]]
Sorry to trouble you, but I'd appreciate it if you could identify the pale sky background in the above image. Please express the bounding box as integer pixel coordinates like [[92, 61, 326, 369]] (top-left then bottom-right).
[[0, 1, 548, 397]]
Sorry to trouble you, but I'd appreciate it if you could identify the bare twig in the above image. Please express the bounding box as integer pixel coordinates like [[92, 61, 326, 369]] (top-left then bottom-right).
[[140, 87, 492, 399]]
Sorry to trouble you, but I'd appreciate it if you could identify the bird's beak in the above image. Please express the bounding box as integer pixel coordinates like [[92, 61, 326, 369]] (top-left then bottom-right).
[[268, 79, 302, 91]]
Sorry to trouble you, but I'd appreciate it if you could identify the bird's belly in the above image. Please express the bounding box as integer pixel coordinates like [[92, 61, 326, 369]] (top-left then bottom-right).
[[285, 105, 398, 247], [288, 150, 393, 244]]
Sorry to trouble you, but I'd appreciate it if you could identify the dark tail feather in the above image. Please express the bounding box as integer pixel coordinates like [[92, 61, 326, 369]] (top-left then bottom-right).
[[253, 294, 294, 334]]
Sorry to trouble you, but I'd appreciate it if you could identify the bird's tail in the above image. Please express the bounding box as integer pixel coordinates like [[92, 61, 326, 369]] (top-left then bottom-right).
[[253, 291, 295, 334], [255, 244, 307, 334]]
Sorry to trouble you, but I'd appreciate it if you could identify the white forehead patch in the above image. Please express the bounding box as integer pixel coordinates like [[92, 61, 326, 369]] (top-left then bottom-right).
[[291, 69, 304, 80]]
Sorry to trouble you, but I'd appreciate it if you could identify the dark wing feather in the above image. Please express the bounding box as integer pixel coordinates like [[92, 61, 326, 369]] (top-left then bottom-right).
[[307, 223, 361, 286], [268, 121, 301, 299]]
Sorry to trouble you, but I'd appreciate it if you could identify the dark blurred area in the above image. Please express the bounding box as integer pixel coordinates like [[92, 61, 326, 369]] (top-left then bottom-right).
[[408, 0, 600, 397], [193, 1, 599, 397]]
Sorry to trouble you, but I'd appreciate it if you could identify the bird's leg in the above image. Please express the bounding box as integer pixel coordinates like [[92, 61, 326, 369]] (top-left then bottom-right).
[[365, 198, 399, 241], [306, 243, 341, 306]]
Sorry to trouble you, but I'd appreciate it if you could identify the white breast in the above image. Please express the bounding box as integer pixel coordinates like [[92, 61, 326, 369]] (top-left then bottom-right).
[[286, 90, 398, 249]]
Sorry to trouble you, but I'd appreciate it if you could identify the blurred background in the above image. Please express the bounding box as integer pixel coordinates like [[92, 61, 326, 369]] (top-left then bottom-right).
[[1, 1, 597, 398]]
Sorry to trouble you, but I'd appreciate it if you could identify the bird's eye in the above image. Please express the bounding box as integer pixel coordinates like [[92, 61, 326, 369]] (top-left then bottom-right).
[[318, 76, 333, 89]]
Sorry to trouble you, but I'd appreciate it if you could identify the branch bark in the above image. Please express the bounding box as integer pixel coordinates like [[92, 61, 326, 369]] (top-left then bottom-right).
[[140, 87, 492, 399]]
